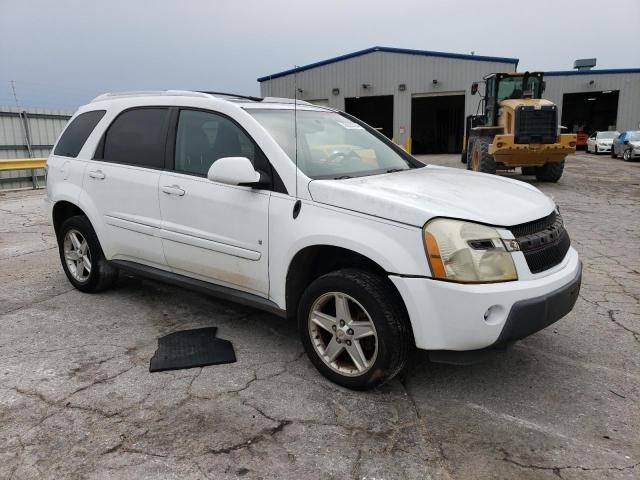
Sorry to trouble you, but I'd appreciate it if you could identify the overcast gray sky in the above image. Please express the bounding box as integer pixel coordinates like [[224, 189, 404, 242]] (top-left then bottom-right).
[[1, 0, 639, 110]]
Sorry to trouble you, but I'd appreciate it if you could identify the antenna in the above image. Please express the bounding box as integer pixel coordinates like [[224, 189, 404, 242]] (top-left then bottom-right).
[[293, 66, 299, 199]]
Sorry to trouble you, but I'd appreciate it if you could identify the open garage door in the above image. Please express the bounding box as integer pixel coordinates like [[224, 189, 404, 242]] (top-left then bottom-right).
[[561, 91, 619, 135], [411, 93, 465, 154], [344, 95, 393, 139]]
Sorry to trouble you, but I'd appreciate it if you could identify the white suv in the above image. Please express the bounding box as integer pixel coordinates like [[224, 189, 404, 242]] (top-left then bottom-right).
[[46, 91, 582, 389]]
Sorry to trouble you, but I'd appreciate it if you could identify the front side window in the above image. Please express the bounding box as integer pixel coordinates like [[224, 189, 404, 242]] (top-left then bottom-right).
[[248, 109, 420, 179], [174, 110, 256, 176], [54, 110, 105, 158], [101, 108, 168, 168]]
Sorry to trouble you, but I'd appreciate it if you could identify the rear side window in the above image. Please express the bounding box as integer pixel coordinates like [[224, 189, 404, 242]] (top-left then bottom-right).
[[100, 108, 169, 168], [54, 110, 106, 158]]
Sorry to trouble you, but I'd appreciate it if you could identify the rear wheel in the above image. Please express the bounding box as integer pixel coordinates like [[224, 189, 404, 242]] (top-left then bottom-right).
[[58, 215, 118, 293], [298, 268, 411, 390], [535, 160, 565, 182], [470, 136, 496, 174]]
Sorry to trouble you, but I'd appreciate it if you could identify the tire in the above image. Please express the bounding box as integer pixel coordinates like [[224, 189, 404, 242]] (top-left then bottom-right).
[[297, 268, 412, 390], [58, 215, 118, 293], [460, 150, 467, 164], [623, 149, 632, 162], [521, 167, 537, 176], [611, 148, 617, 158], [535, 160, 565, 182], [594, 145, 598, 154], [469, 136, 496, 174]]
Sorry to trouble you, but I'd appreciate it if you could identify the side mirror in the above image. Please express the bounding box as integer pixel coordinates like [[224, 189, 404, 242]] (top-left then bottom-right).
[[624, 140, 630, 145], [207, 157, 265, 187], [471, 82, 479, 95]]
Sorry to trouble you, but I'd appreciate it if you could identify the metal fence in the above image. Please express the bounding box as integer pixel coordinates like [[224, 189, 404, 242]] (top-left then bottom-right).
[[0, 106, 73, 189]]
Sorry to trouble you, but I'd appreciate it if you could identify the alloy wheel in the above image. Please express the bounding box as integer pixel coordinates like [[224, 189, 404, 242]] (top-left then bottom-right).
[[63, 229, 92, 282], [308, 292, 378, 376]]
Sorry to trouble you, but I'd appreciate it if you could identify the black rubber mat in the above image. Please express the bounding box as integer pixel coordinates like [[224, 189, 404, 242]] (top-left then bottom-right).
[[149, 327, 236, 372]]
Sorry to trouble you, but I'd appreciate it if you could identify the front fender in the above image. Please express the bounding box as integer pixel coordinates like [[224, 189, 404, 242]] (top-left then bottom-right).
[[268, 195, 429, 308]]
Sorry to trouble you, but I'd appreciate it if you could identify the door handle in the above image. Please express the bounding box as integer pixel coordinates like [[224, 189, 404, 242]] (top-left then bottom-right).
[[161, 185, 186, 196], [88, 170, 105, 180]]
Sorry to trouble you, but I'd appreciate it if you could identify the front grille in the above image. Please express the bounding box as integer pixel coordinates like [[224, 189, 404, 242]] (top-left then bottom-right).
[[509, 212, 571, 274], [514, 105, 557, 144]]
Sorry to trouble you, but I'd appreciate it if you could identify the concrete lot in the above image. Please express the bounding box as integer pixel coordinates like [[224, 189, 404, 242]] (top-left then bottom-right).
[[1, 152, 638, 479]]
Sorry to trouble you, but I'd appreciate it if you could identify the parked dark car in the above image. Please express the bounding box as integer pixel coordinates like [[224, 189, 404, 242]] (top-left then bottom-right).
[[611, 130, 640, 161]]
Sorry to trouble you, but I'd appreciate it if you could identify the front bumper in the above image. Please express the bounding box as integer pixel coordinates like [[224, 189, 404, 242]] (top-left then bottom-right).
[[596, 144, 612, 152], [489, 134, 576, 166], [389, 247, 581, 351]]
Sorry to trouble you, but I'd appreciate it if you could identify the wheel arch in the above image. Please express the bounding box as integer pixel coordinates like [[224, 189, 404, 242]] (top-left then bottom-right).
[[284, 244, 406, 322], [52, 200, 87, 237]]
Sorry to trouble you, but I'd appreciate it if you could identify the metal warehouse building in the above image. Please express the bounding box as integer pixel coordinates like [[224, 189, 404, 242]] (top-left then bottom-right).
[[258, 46, 640, 153], [543, 69, 640, 139]]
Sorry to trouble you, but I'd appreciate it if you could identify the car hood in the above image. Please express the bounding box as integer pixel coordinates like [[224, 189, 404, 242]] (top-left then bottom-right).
[[308, 166, 555, 228]]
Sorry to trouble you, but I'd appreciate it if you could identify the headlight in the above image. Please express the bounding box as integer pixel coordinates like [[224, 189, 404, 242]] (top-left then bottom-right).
[[423, 218, 518, 283]]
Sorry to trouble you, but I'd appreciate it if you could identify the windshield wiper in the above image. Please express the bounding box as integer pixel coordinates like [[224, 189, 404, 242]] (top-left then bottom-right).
[[386, 168, 407, 173], [334, 175, 353, 180]]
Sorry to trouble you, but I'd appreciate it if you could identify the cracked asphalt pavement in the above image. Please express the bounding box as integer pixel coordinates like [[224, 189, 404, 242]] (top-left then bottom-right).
[[1, 152, 638, 479]]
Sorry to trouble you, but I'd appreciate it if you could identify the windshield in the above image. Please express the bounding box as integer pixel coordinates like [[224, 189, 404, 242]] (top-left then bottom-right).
[[628, 131, 640, 141], [597, 131, 619, 139], [248, 109, 421, 179], [496, 76, 542, 102]]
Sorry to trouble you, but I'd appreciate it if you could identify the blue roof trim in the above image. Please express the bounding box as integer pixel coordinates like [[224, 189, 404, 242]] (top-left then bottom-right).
[[257, 46, 519, 82], [545, 68, 640, 76]]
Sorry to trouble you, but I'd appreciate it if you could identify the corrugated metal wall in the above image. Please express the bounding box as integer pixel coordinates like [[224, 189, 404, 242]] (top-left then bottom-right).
[[0, 106, 72, 189], [259, 51, 516, 146], [543, 72, 640, 132]]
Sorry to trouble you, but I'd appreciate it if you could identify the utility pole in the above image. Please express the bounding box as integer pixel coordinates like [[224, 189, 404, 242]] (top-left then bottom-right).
[[10, 80, 37, 188]]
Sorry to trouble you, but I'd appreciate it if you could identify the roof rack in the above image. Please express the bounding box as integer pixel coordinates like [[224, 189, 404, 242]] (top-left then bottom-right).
[[261, 97, 314, 106], [198, 91, 264, 102], [91, 90, 212, 103]]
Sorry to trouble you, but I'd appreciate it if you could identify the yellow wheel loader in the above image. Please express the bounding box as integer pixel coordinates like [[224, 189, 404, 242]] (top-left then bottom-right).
[[461, 72, 576, 182]]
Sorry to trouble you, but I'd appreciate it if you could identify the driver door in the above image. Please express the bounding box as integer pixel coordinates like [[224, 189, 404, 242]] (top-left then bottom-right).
[[158, 109, 271, 296]]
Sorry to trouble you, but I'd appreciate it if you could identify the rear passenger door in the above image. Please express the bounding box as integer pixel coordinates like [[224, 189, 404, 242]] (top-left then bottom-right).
[[80, 107, 169, 268], [158, 108, 270, 296]]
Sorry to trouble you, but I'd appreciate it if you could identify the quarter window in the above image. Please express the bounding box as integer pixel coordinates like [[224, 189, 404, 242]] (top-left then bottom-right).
[[101, 108, 169, 168], [174, 110, 256, 176], [54, 110, 106, 158]]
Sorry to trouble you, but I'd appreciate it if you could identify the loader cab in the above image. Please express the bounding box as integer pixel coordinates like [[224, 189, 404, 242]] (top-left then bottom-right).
[[481, 72, 545, 126]]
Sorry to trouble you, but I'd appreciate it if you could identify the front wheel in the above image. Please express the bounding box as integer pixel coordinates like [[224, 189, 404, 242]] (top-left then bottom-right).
[[623, 149, 632, 162], [535, 160, 565, 182], [58, 215, 118, 293], [298, 269, 412, 390], [611, 148, 617, 158], [594, 145, 598, 154]]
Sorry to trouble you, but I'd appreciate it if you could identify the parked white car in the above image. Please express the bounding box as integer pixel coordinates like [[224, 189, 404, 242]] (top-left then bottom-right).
[[586, 130, 619, 154], [46, 91, 582, 389]]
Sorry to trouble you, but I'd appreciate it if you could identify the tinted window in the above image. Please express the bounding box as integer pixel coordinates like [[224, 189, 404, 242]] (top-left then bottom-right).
[[54, 110, 105, 158], [102, 108, 168, 168], [174, 110, 256, 176]]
